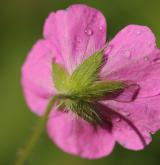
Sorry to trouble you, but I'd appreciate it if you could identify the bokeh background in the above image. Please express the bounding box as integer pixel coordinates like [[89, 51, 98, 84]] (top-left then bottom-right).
[[0, 0, 160, 164]]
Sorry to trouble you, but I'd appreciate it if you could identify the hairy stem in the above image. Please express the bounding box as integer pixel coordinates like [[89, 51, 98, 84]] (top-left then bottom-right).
[[15, 96, 57, 165]]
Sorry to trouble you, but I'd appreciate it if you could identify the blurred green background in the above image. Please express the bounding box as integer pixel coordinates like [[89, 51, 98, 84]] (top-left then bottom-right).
[[0, 0, 160, 164]]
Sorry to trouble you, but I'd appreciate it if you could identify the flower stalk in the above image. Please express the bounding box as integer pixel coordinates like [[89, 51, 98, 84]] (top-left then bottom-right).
[[15, 96, 57, 165]]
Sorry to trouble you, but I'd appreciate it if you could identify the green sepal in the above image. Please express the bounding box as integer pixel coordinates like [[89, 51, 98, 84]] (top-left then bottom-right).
[[52, 63, 70, 92], [68, 51, 103, 93], [64, 100, 102, 124], [52, 51, 127, 125], [72, 81, 125, 101]]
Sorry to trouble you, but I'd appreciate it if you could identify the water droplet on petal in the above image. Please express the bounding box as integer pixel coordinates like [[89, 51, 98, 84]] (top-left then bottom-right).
[[115, 118, 121, 122], [118, 49, 132, 59], [122, 111, 130, 117], [99, 26, 103, 31], [143, 56, 150, 62], [123, 50, 131, 58], [84, 28, 93, 36], [136, 30, 142, 35]]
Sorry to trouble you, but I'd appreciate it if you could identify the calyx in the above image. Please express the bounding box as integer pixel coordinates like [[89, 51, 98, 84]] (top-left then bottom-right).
[[52, 51, 126, 124]]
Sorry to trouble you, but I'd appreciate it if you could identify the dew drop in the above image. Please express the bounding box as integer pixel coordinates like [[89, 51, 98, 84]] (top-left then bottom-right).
[[123, 50, 131, 58], [136, 30, 142, 35], [115, 118, 121, 122], [122, 111, 130, 117], [143, 56, 150, 62], [84, 28, 93, 36], [99, 26, 103, 31], [118, 49, 132, 59]]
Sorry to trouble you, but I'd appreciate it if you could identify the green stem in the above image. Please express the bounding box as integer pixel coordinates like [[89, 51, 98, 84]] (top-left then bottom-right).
[[15, 96, 57, 165]]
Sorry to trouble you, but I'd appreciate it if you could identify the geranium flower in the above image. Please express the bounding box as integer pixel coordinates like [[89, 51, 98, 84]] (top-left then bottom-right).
[[21, 4, 160, 159]]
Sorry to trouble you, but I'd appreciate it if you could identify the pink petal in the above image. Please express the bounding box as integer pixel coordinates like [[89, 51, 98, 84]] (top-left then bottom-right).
[[43, 4, 106, 73], [114, 81, 140, 102], [101, 25, 160, 98], [103, 95, 160, 150], [47, 110, 115, 159], [21, 40, 56, 116]]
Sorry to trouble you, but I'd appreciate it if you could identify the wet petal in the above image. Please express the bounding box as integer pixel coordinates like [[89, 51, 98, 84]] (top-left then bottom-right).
[[47, 110, 115, 159], [103, 95, 160, 150], [101, 25, 160, 98], [43, 4, 106, 73]]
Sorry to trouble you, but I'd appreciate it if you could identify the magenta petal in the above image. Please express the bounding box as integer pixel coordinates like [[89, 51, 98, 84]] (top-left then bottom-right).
[[101, 25, 160, 98], [103, 95, 160, 150], [47, 110, 115, 159], [21, 40, 55, 116], [114, 82, 140, 102], [43, 4, 106, 73]]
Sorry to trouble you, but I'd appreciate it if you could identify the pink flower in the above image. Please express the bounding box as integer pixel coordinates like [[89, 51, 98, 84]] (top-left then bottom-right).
[[21, 4, 160, 159]]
